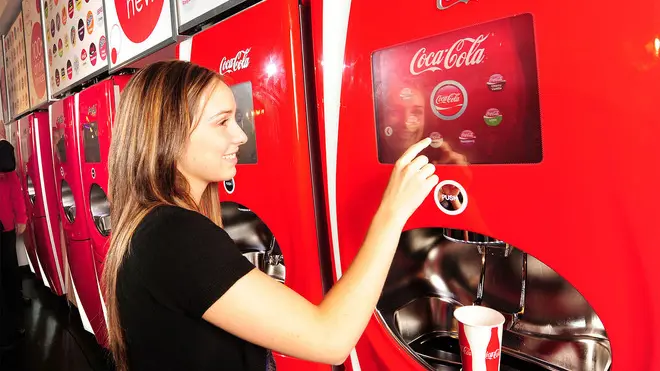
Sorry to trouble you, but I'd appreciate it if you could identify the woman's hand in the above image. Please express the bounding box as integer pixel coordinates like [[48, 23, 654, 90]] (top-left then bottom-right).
[[380, 138, 440, 224]]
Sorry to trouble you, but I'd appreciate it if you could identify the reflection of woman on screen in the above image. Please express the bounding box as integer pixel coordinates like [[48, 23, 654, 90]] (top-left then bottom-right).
[[377, 84, 426, 163]]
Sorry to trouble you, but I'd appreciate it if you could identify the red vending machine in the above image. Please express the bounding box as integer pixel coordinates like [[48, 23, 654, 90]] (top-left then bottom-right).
[[311, 1, 660, 371], [77, 74, 132, 281], [10, 120, 44, 283], [51, 95, 108, 346], [18, 112, 66, 295], [181, 1, 332, 370]]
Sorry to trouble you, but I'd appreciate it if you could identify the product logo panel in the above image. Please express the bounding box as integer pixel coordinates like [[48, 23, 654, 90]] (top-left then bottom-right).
[[372, 13, 543, 165]]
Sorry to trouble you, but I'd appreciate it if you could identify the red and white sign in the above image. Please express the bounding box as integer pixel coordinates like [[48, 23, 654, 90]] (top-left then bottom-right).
[[4, 13, 31, 119], [105, 0, 176, 71], [22, 0, 50, 108], [45, 0, 108, 96]]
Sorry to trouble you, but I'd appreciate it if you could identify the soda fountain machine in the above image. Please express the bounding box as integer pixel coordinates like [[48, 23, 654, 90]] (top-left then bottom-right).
[[179, 1, 333, 370], [77, 74, 132, 282], [18, 112, 66, 296], [311, 0, 660, 370], [10, 120, 44, 283], [51, 94, 109, 346]]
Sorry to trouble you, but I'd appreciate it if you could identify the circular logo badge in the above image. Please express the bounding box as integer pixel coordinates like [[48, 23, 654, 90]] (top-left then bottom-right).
[[66, 60, 73, 79], [429, 132, 444, 148], [61, 6, 67, 25], [31, 23, 47, 99], [430, 80, 468, 120], [58, 38, 63, 57], [48, 49, 52, 66], [89, 42, 97, 66], [99, 36, 107, 60], [384, 126, 393, 137], [56, 13, 61, 31], [52, 43, 57, 57], [76, 0, 82, 11], [73, 55, 79, 74], [81, 48, 87, 61], [70, 26, 76, 46], [114, 0, 165, 43], [55, 68, 60, 86], [86, 11, 94, 34], [50, 19, 55, 37], [459, 130, 476, 145], [484, 108, 503, 127], [45, 1, 49, 18], [68, 0, 74, 18], [487, 73, 506, 92], [78, 18, 85, 41]]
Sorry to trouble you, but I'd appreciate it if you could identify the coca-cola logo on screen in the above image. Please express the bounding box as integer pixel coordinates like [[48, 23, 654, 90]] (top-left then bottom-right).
[[115, 0, 165, 44], [430, 80, 468, 120], [219, 48, 251, 75], [437, 0, 470, 10], [410, 34, 488, 75]]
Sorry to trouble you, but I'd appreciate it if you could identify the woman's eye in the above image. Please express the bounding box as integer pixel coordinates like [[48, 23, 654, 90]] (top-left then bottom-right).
[[217, 119, 229, 126]]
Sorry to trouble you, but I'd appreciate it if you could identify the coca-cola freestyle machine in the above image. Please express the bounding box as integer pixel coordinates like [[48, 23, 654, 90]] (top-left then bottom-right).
[[179, 1, 332, 370], [51, 95, 108, 346], [10, 120, 45, 283], [18, 112, 66, 296], [77, 74, 132, 282], [312, 0, 660, 370]]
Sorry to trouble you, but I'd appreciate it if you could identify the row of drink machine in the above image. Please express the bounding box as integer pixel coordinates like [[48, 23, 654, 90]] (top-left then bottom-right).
[[3, 0, 660, 370]]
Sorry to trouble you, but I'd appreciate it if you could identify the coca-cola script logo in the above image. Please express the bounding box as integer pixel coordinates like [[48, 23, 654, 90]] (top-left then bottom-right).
[[430, 80, 468, 120], [437, 0, 470, 10], [409, 34, 488, 76], [115, 0, 165, 44], [461, 346, 500, 359], [219, 48, 251, 75]]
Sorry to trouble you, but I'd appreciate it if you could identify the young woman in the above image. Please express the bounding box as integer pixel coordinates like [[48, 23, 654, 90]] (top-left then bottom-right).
[[104, 60, 439, 371]]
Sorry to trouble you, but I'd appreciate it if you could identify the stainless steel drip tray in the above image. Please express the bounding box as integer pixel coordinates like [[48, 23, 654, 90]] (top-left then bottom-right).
[[385, 296, 612, 371]]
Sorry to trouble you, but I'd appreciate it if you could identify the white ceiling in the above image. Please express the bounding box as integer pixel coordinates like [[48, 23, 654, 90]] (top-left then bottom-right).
[[0, 0, 21, 36]]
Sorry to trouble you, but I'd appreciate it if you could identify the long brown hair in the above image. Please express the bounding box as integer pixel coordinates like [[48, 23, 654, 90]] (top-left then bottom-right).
[[103, 60, 224, 371]]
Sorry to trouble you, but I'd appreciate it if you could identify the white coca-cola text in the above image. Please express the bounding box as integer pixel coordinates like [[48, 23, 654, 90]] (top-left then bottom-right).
[[435, 92, 461, 106], [461, 346, 501, 360], [219, 48, 251, 75], [410, 34, 488, 75]]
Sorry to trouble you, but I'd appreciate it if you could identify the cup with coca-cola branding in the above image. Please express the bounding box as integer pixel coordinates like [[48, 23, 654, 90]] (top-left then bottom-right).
[[454, 305, 505, 371]]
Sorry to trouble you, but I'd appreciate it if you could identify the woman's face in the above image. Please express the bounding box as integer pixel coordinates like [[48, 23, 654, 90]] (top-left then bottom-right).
[[382, 87, 425, 154], [178, 82, 248, 186]]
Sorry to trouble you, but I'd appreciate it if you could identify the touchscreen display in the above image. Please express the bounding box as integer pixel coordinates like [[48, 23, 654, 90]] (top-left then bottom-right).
[[372, 13, 543, 165], [82, 121, 101, 163], [54, 124, 67, 163], [230, 81, 258, 164]]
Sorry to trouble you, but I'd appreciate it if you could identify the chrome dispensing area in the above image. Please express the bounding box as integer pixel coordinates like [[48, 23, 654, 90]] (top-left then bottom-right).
[[376, 228, 611, 371]]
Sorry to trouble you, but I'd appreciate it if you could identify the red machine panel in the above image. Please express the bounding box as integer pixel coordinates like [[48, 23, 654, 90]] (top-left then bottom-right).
[[10, 120, 43, 283], [77, 74, 132, 281], [182, 1, 330, 370], [20, 112, 66, 296], [51, 96, 108, 347], [311, 1, 660, 371]]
